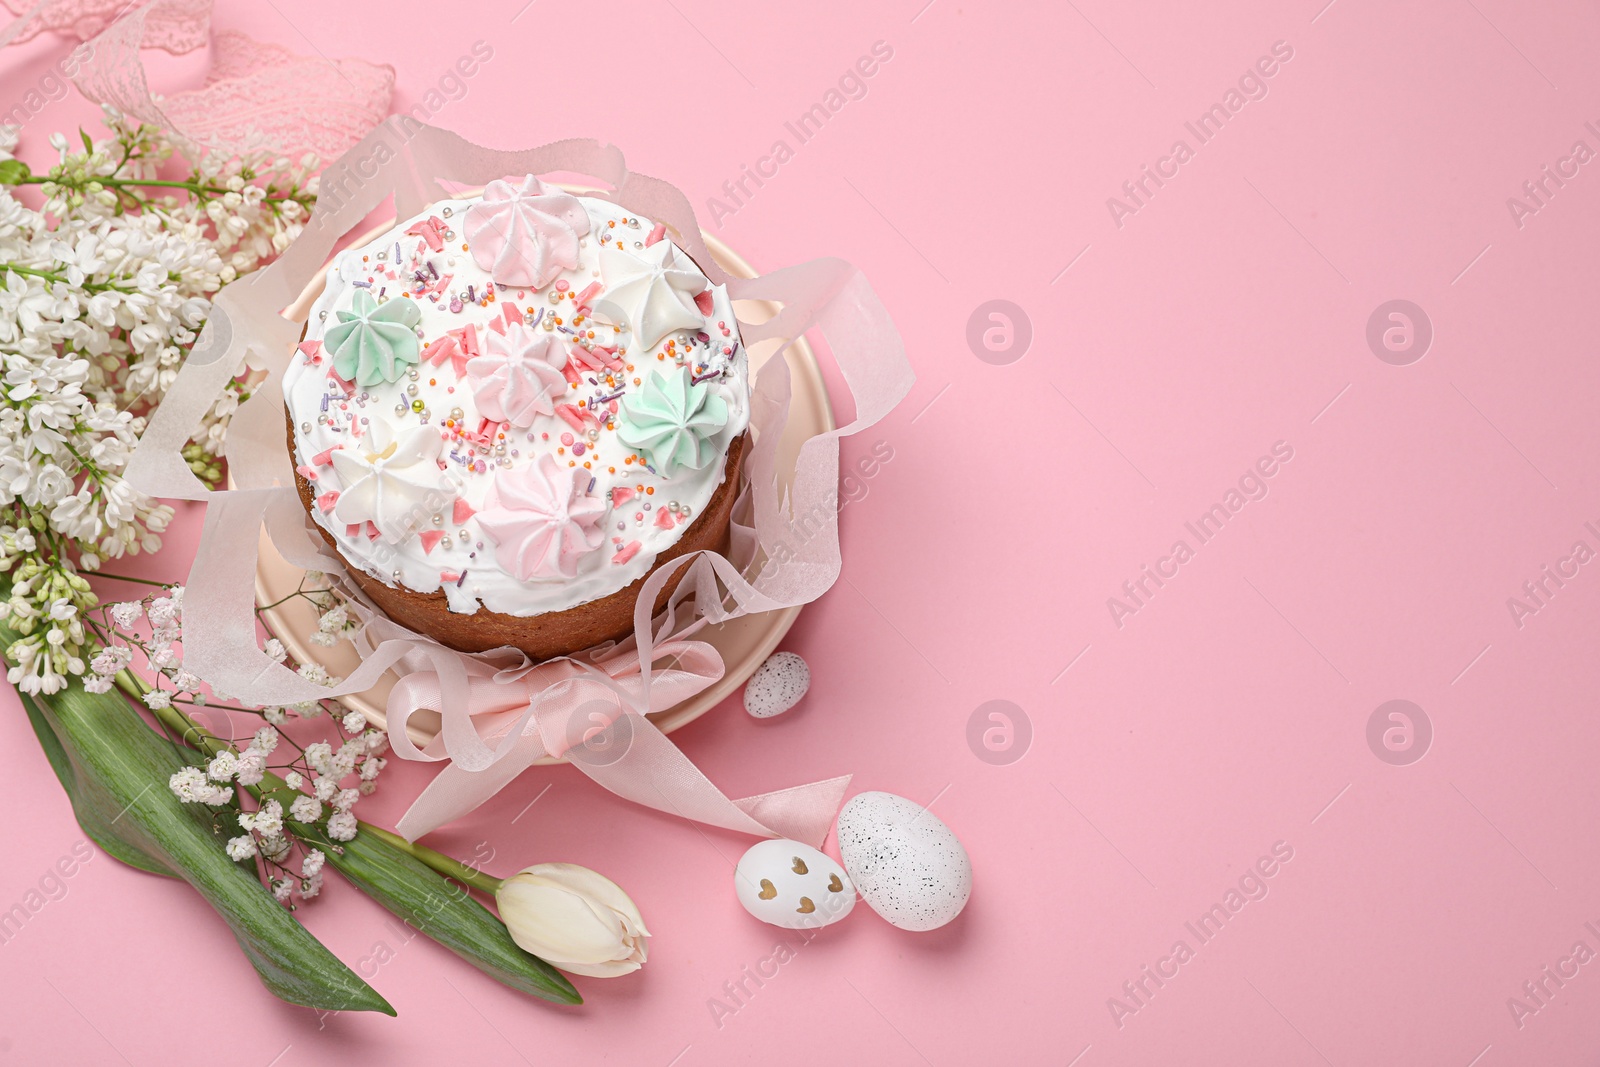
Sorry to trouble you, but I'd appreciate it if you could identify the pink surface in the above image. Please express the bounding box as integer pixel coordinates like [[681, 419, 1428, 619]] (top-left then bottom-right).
[[4, 0, 1600, 1063]]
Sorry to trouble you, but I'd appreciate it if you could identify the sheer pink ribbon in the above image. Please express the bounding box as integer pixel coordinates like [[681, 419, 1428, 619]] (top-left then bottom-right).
[[383, 634, 849, 846]]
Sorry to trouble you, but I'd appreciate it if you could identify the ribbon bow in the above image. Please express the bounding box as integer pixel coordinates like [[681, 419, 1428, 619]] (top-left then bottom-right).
[[383, 628, 849, 846]]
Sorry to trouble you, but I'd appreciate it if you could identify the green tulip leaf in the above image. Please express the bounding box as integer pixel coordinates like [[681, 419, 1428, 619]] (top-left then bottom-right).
[[3, 615, 394, 1015], [20, 688, 174, 877]]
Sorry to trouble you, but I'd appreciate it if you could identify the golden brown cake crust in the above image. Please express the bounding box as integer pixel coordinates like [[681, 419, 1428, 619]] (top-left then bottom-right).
[[289, 408, 747, 661]]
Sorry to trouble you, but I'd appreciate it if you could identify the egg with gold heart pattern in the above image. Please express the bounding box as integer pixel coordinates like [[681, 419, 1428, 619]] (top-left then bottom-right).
[[734, 839, 855, 929]]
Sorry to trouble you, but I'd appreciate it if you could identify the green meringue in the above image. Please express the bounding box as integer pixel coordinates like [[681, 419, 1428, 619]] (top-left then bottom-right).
[[616, 368, 729, 476], [324, 289, 422, 387]]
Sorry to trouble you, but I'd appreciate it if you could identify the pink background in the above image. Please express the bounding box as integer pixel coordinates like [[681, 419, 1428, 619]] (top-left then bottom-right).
[[4, 0, 1600, 1063]]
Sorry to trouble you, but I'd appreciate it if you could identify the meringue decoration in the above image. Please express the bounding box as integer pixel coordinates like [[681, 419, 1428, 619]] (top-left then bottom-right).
[[329, 421, 453, 540], [617, 367, 729, 475], [463, 175, 590, 289], [477, 453, 606, 581], [466, 321, 568, 427], [595, 240, 706, 351], [323, 289, 422, 387]]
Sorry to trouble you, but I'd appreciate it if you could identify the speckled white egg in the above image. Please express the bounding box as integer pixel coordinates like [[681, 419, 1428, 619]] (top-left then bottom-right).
[[836, 791, 971, 932], [734, 839, 855, 929], [743, 651, 810, 719]]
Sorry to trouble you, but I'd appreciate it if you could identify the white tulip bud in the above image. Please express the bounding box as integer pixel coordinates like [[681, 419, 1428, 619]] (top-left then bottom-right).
[[495, 863, 649, 978]]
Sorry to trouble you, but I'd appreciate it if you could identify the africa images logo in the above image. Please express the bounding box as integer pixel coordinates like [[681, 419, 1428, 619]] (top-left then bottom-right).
[[1106, 442, 1295, 628], [1106, 841, 1295, 1028], [1105, 41, 1296, 229]]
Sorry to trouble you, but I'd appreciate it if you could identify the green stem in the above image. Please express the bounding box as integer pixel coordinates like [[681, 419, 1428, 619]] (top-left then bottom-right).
[[361, 825, 505, 896], [1, 262, 153, 293], [256, 589, 311, 612], [59, 440, 108, 481], [19, 174, 311, 205], [90, 572, 169, 589]]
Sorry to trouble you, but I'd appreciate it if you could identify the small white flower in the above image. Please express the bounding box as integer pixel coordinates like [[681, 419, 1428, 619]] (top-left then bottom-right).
[[206, 751, 238, 781], [31, 464, 72, 506], [330, 743, 360, 779], [90, 645, 131, 676], [83, 674, 112, 694], [304, 741, 333, 775], [263, 638, 285, 661], [168, 766, 207, 802], [289, 796, 322, 823], [271, 878, 293, 903], [225, 836, 257, 861], [253, 799, 284, 839], [142, 688, 171, 710], [341, 710, 366, 735], [283, 770, 304, 790], [332, 788, 360, 813], [262, 705, 287, 725], [302, 848, 326, 876], [326, 812, 357, 841], [146, 595, 180, 627], [234, 753, 265, 787], [260, 835, 292, 863]]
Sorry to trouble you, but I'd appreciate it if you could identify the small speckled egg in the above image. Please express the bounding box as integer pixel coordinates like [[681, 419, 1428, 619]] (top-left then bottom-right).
[[734, 839, 856, 929], [743, 651, 810, 719], [836, 791, 971, 932]]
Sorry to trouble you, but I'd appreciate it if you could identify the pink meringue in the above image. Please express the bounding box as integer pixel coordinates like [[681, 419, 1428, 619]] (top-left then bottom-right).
[[463, 175, 590, 289], [477, 453, 606, 581], [465, 321, 568, 427]]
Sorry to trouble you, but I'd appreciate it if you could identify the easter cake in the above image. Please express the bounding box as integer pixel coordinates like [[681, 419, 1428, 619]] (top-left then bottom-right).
[[283, 176, 750, 660]]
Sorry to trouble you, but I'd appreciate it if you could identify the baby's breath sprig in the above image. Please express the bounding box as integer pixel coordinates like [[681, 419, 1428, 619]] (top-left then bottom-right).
[[90, 576, 387, 909]]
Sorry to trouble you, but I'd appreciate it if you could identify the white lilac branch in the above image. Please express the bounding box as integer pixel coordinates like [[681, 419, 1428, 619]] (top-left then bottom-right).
[[0, 109, 318, 695]]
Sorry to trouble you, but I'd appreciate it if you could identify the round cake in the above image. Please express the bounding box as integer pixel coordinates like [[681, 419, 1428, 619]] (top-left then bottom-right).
[[283, 176, 751, 660]]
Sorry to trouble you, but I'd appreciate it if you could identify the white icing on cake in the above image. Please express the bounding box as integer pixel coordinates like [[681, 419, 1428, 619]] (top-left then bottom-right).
[[283, 185, 750, 617]]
